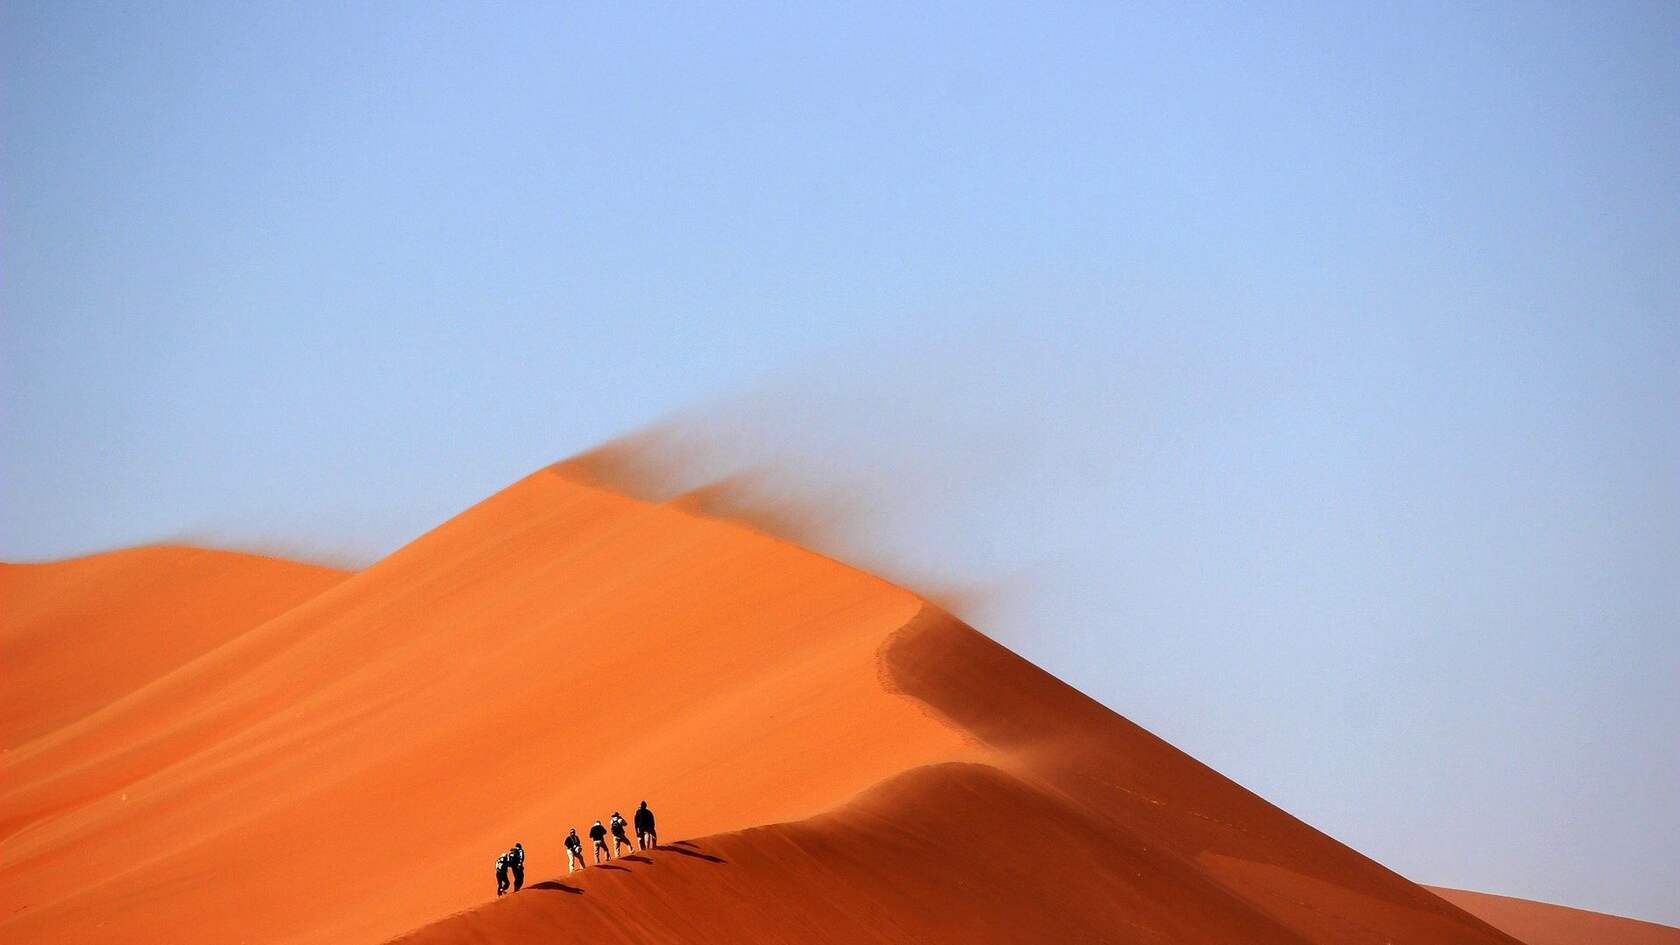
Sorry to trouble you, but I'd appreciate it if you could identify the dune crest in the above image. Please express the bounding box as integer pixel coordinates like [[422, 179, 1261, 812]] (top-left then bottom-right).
[[0, 465, 1577, 943]]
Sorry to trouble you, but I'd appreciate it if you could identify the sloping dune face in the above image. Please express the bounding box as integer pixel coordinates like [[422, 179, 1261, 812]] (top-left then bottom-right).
[[0, 469, 974, 945], [6, 467, 1523, 945], [0, 547, 348, 748], [397, 603, 1526, 945], [1429, 888, 1680, 945]]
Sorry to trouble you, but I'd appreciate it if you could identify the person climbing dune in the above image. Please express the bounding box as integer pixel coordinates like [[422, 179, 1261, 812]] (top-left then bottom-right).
[[589, 819, 610, 863], [564, 827, 586, 872], [494, 850, 512, 896], [634, 800, 657, 849], [507, 842, 525, 892], [610, 811, 635, 856]]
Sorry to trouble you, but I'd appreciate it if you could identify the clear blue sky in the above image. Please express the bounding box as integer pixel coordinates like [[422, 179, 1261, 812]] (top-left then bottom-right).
[[4, 1, 1676, 925]]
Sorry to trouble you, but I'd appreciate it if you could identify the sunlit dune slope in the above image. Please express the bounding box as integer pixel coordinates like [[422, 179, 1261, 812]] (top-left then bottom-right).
[[0, 467, 974, 945], [0, 547, 348, 747], [5, 465, 1529, 945], [1429, 887, 1680, 945]]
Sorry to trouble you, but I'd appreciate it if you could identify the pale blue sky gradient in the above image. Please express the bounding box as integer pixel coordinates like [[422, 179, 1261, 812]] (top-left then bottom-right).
[[4, 1, 1677, 924]]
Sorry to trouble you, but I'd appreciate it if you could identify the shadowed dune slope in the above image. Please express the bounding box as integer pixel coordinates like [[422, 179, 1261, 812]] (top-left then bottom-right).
[[396, 602, 1525, 945], [0, 547, 348, 747], [4, 466, 1535, 945], [1429, 888, 1680, 945]]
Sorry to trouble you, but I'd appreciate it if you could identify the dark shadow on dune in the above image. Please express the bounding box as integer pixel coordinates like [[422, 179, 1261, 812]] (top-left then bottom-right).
[[661, 845, 725, 864], [597, 864, 630, 872], [531, 880, 583, 894], [621, 855, 652, 864]]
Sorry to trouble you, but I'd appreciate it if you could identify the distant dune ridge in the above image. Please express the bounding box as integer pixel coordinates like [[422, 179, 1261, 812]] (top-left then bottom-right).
[[0, 547, 349, 748], [1, 464, 1670, 944], [1426, 888, 1680, 945]]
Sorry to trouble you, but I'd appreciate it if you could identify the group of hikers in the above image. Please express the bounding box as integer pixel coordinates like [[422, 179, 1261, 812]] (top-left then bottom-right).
[[495, 801, 658, 895]]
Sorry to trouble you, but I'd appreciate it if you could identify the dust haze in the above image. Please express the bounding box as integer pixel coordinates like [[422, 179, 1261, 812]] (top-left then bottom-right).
[[556, 318, 1194, 628]]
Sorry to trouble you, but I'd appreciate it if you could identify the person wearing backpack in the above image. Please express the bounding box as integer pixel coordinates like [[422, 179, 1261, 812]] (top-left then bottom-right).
[[494, 849, 513, 896], [634, 801, 657, 849], [588, 819, 611, 863], [507, 842, 525, 892], [609, 811, 634, 857], [564, 828, 586, 872]]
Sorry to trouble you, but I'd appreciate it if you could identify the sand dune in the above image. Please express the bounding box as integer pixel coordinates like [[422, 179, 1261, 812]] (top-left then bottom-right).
[[0, 465, 1626, 943], [1, 547, 347, 748], [1429, 888, 1680, 945]]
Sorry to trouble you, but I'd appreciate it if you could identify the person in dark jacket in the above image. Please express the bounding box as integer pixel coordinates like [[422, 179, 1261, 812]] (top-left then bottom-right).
[[634, 801, 657, 849], [564, 828, 586, 872], [589, 819, 610, 863], [495, 850, 513, 896], [507, 842, 525, 892], [609, 811, 635, 857]]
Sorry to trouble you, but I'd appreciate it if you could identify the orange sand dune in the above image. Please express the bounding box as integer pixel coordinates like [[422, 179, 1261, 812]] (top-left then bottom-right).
[[0, 466, 1544, 943], [0, 547, 347, 748], [1429, 887, 1680, 945]]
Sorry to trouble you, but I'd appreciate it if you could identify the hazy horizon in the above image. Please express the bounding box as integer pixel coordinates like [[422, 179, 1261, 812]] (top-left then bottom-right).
[[5, 1, 1676, 925]]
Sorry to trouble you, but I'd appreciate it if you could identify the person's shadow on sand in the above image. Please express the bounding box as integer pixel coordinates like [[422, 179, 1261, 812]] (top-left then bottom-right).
[[522, 842, 724, 898], [662, 843, 725, 864]]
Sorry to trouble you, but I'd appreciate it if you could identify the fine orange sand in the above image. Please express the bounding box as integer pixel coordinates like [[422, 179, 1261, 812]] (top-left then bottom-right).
[[0, 464, 1654, 944], [1429, 888, 1680, 945], [1, 547, 347, 748]]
